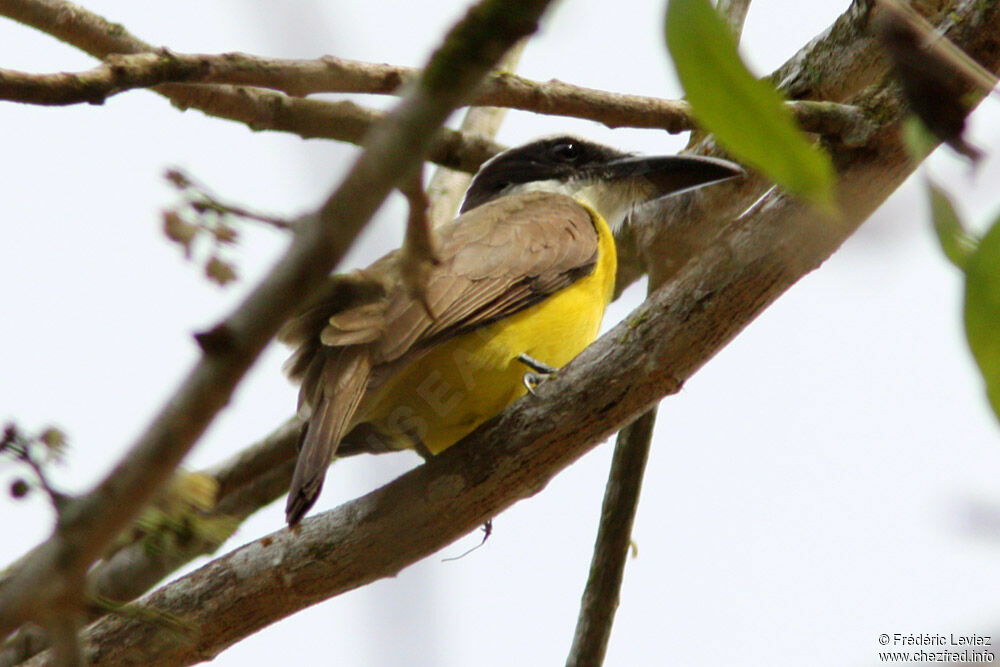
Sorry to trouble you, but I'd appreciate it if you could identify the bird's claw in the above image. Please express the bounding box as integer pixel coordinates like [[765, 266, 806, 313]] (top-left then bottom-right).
[[517, 353, 556, 396], [522, 372, 546, 395]]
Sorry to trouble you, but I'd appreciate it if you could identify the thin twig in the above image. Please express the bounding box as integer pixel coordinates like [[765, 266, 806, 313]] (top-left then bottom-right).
[[0, 425, 67, 514], [1, 419, 302, 666], [15, 448, 64, 513], [716, 0, 752, 40], [166, 168, 294, 232], [0, 2, 502, 173], [426, 39, 527, 227], [399, 171, 440, 316], [0, 43, 874, 147], [566, 410, 656, 667]]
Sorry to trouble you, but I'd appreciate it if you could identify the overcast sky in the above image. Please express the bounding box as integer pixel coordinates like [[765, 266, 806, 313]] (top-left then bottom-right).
[[3, 1, 1000, 665]]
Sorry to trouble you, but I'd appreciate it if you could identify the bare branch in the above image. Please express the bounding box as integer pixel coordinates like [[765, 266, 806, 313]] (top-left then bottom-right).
[[1, 416, 303, 666], [165, 168, 294, 232], [0, 1, 502, 172], [0, 0, 553, 640], [426, 40, 527, 227], [0, 51, 211, 105], [91, 418, 302, 606], [0, 43, 873, 150], [716, 0, 752, 41], [786, 99, 874, 147], [619, 0, 887, 296], [566, 410, 656, 667], [398, 171, 440, 314], [425, 101, 513, 225], [207, 418, 302, 507]]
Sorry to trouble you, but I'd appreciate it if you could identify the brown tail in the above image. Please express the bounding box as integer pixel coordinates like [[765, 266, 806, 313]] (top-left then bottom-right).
[[286, 349, 372, 525]]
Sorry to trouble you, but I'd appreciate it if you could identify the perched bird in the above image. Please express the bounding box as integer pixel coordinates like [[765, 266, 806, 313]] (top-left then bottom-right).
[[280, 135, 743, 525]]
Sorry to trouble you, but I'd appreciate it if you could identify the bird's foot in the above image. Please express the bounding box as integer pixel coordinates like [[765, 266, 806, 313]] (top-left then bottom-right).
[[517, 353, 556, 395]]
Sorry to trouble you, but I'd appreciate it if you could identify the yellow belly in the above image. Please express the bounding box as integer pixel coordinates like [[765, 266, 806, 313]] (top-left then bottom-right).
[[358, 209, 617, 454]]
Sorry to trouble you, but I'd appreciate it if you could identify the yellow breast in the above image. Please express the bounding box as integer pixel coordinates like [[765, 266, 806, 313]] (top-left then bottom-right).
[[359, 205, 616, 454]]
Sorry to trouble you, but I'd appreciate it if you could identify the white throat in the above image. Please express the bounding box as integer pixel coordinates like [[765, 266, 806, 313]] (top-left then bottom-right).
[[504, 178, 643, 231]]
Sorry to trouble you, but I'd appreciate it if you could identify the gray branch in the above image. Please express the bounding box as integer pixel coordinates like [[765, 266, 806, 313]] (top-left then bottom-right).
[[566, 410, 656, 667], [0, 45, 872, 152], [717, 0, 752, 40]]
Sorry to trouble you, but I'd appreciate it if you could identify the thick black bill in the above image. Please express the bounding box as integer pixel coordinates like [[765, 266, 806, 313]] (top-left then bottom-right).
[[597, 154, 745, 199]]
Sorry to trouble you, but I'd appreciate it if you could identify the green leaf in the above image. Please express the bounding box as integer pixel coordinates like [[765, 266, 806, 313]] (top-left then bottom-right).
[[927, 178, 977, 269], [901, 115, 939, 162], [964, 213, 1000, 423], [666, 0, 836, 210]]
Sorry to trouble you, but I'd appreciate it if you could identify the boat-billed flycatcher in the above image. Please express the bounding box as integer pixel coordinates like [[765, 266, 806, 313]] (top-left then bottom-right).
[[281, 136, 743, 525]]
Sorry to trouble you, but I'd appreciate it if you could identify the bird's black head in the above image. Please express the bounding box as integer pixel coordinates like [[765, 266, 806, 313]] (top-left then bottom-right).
[[461, 136, 629, 213]]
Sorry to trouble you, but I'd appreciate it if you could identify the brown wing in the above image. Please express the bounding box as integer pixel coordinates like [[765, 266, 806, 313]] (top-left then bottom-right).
[[285, 346, 370, 525], [283, 190, 599, 411], [370, 191, 600, 363], [281, 191, 599, 523], [278, 268, 388, 390]]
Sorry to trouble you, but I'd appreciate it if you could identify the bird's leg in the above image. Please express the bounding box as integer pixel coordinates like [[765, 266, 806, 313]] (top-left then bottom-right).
[[517, 353, 557, 395]]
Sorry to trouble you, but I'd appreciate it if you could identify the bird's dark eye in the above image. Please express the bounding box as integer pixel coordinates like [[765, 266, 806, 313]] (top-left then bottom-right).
[[550, 141, 581, 162]]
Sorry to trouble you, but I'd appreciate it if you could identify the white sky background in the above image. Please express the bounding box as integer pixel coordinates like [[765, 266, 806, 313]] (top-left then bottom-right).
[[3, 1, 1000, 665]]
